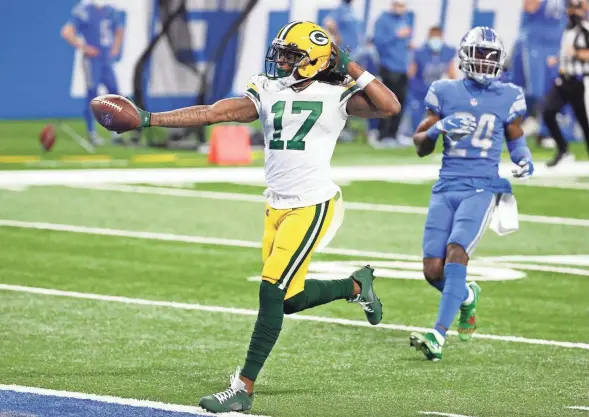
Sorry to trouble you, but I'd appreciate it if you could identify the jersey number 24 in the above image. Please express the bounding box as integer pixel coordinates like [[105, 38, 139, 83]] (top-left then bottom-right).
[[270, 101, 323, 151], [455, 112, 496, 157]]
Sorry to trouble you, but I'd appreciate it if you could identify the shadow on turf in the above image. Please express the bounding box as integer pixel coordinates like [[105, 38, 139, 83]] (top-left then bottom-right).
[[253, 387, 317, 396]]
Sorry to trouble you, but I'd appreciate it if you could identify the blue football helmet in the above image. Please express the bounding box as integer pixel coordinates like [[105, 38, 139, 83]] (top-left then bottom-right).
[[459, 26, 506, 85]]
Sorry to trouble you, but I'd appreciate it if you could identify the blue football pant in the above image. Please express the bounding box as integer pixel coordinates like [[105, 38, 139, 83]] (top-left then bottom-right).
[[422, 190, 497, 259], [83, 58, 119, 134]]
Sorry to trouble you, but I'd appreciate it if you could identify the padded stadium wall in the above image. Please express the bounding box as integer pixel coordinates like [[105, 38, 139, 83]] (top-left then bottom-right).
[[1, 0, 523, 119]]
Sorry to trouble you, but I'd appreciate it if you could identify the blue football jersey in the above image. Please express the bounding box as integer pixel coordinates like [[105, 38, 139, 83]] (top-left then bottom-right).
[[69, 3, 123, 60], [425, 78, 526, 182], [410, 45, 456, 98]]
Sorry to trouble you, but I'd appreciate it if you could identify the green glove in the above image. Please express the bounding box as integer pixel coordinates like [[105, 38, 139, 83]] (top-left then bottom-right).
[[329, 43, 352, 76], [126, 97, 151, 128]]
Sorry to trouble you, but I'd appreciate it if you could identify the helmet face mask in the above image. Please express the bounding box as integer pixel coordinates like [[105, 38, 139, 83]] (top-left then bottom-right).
[[265, 41, 308, 79], [459, 27, 506, 85]]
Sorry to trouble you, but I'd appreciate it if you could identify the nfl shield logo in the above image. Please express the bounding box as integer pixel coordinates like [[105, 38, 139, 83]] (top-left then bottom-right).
[[101, 112, 113, 126], [470, 98, 478, 106]]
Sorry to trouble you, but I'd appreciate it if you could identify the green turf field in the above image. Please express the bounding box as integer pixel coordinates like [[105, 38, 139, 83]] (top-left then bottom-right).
[[0, 174, 587, 416]]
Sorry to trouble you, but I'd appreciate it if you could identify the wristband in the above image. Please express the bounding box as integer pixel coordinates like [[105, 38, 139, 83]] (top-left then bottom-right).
[[426, 123, 441, 141], [356, 71, 376, 89], [507, 136, 532, 164], [139, 110, 151, 128]]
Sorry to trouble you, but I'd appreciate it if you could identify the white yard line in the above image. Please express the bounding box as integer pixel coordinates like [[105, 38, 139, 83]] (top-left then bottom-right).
[[477, 261, 589, 277], [0, 283, 587, 350], [419, 412, 476, 417], [0, 384, 268, 417], [69, 184, 589, 228], [567, 406, 589, 411], [1, 219, 588, 276], [0, 220, 421, 260]]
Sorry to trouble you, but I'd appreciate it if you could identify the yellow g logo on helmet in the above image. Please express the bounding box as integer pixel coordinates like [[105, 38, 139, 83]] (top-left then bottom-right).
[[265, 21, 333, 80], [309, 30, 329, 46]]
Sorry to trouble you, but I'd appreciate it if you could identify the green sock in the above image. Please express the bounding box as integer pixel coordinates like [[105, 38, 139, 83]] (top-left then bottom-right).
[[241, 280, 285, 382], [284, 278, 354, 314]]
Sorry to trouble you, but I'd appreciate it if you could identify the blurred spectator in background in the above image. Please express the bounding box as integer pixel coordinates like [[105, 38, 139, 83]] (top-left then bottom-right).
[[542, 0, 589, 167], [354, 39, 381, 144], [61, 0, 124, 146], [510, 0, 567, 148], [323, 0, 363, 143], [323, 0, 362, 57], [407, 26, 457, 133], [372, 0, 412, 148]]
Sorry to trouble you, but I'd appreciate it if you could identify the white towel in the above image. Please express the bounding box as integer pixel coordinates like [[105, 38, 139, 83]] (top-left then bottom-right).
[[489, 193, 519, 236], [316, 188, 345, 252]]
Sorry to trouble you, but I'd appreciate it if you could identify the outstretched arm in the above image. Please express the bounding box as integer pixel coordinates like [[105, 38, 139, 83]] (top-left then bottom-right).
[[150, 97, 259, 128], [413, 110, 440, 157], [346, 61, 401, 118]]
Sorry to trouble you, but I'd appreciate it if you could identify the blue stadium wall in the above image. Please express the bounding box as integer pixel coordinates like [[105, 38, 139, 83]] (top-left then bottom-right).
[[0, 0, 523, 120]]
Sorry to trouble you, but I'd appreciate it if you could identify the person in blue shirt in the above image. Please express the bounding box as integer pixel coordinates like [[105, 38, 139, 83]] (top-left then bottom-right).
[[511, 0, 567, 143], [61, 0, 125, 146], [407, 26, 457, 133], [323, 0, 362, 57], [354, 39, 381, 144], [409, 27, 534, 361], [372, 0, 412, 147], [323, 0, 363, 143]]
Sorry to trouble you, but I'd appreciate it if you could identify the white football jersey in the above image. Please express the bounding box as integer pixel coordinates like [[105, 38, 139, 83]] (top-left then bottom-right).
[[244, 74, 361, 209]]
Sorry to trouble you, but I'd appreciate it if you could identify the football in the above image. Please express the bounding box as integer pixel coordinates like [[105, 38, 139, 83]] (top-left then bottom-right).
[[90, 94, 141, 132], [39, 124, 56, 151]]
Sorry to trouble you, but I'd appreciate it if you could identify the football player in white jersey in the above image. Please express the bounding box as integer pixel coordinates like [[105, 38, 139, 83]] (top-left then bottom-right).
[[99, 21, 400, 413]]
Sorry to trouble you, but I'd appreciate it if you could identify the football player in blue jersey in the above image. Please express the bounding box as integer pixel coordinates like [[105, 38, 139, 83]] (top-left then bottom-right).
[[409, 27, 534, 361], [61, 0, 125, 146], [407, 26, 457, 133]]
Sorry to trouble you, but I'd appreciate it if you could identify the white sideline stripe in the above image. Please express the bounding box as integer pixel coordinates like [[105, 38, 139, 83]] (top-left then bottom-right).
[[70, 184, 589, 228], [0, 283, 588, 350], [568, 406, 589, 411], [0, 220, 422, 261], [419, 412, 476, 417], [3, 163, 589, 187], [0, 384, 269, 417]]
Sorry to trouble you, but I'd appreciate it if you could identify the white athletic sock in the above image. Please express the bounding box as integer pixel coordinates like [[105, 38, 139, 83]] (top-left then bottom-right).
[[432, 328, 445, 346], [462, 285, 475, 306]]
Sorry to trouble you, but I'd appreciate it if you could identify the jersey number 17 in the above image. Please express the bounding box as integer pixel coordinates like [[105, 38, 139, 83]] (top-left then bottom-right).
[[270, 101, 323, 151]]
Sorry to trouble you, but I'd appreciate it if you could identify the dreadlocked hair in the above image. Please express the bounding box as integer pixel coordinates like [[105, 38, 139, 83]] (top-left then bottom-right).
[[314, 69, 348, 85]]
